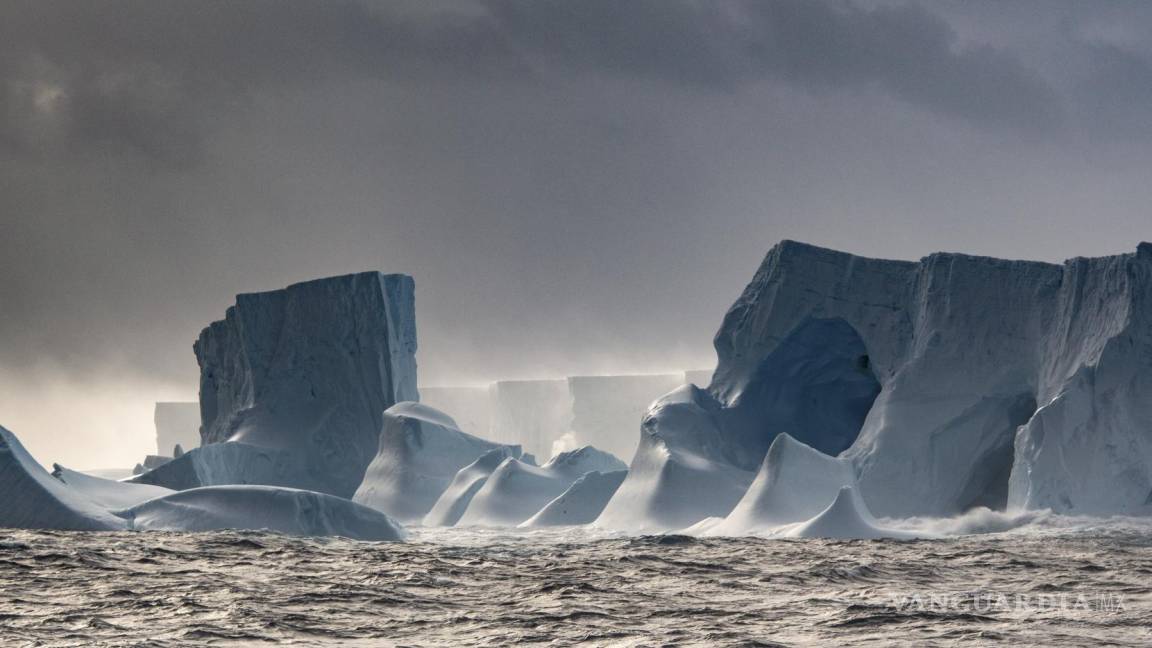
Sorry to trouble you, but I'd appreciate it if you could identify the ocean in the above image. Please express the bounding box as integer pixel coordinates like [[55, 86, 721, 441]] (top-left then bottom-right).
[[2, 521, 1150, 646]]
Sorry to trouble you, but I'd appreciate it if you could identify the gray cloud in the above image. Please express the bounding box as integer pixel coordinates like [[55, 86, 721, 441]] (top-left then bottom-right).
[[1, 1, 1151, 468]]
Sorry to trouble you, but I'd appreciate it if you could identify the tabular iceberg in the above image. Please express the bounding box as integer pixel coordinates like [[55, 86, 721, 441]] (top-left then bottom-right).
[[352, 402, 516, 522], [458, 446, 626, 527], [191, 272, 417, 498], [154, 402, 201, 456], [601, 241, 1152, 531], [488, 379, 571, 460], [419, 386, 493, 439], [520, 469, 628, 527]]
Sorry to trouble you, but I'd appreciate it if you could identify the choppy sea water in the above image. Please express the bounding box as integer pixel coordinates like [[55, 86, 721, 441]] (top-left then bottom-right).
[[2, 520, 1151, 647]]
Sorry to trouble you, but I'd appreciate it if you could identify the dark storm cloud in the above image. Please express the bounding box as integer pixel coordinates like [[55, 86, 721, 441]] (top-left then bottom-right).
[[0, 0, 1061, 167]]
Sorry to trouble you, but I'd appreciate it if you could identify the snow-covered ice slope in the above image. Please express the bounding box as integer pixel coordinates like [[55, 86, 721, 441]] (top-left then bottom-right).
[[194, 272, 417, 498], [602, 241, 1152, 529], [352, 402, 514, 522], [0, 426, 126, 530], [707, 433, 858, 536], [521, 469, 627, 527], [596, 385, 757, 532], [423, 446, 524, 527], [154, 402, 201, 456], [52, 464, 174, 510], [118, 485, 405, 540], [129, 441, 318, 492], [419, 386, 492, 439], [785, 487, 914, 540], [458, 446, 625, 527], [567, 374, 685, 463], [488, 380, 570, 459]]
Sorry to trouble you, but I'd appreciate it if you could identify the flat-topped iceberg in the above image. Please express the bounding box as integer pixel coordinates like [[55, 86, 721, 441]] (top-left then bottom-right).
[[191, 271, 417, 498], [352, 402, 517, 522], [567, 374, 685, 463]]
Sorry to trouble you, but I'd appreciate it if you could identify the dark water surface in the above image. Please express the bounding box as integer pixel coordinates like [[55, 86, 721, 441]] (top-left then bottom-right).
[[1, 525, 1149, 646]]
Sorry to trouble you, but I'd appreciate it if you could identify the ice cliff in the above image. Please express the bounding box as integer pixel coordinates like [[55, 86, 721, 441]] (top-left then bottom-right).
[[352, 402, 517, 522], [488, 380, 571, 459], [191, 272, 417, 498], [601, 241, 1152, 531]]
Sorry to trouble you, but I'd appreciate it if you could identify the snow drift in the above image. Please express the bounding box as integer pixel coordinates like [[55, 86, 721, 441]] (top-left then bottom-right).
[[118, 485, 405, 540], [193, 272, 417, 498], [423, 446, 525, 527], [0, 425, 126, 531], [52, 464, 174, 510], [785, 487, 915, 540], [352, 402, 517, 522], [521, 469, 627, 527], [707, 433, 858, 536], [458, 446, 626, 527]]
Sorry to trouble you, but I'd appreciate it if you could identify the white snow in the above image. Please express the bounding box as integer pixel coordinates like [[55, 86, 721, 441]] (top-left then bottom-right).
[[423, 446, 524, 527], [706, 433, 858, 535], [118, 485, 405, 540], [52, 464, 174, 510], [520, 469, 627, 527], [596, 385, 756, 533], [458, 446, 625, 527], [154, 402, 201, 456], [194, 272, 418, 498], [352, 402, 514, 522], [784, 487, 915, 540], [0, 425, 126, 531]]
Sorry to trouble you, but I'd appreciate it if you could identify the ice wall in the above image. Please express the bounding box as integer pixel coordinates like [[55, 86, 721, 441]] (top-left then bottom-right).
[[567, 374, 684, 461], [154, 402, 201, 456], [603, 240, 1152, 529], [194, 272, 417, 498], [488, 380, 570, 459], [419, 386, 492, 438]]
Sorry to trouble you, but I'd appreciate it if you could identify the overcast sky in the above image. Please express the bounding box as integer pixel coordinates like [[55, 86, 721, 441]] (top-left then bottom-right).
[[2, 1, 1151, 468]]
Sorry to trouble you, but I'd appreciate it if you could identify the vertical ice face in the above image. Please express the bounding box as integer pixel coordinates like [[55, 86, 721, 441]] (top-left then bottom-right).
[[154, 402, 201, 456], [567, 374, 685, 462], [601, 241, 1152, 530], [193, 272, 417, 498], [487, 380, 571, 459]]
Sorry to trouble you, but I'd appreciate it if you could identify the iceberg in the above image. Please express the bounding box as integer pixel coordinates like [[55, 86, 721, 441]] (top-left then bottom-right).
[[0, 425, 126, 531], [488, 379, 570, 459], [706, 433, 857, 536], [785, 487, 915, 540], [193, 272, 417, 498], [520, 469, 627, 527], [423, 446, 524, 527], [118, 485, 405, 540], [567, 374, 685, 463], [352, 402, 515, 522], [52, 464, 174, 510], [601, 240, 1152, 530], [458, 446, 625, 527], [154, 402, 201, 456]]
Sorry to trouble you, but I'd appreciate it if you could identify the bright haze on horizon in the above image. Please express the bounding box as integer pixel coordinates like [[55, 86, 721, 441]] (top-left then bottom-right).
[[1, 1, 1151, 469]]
